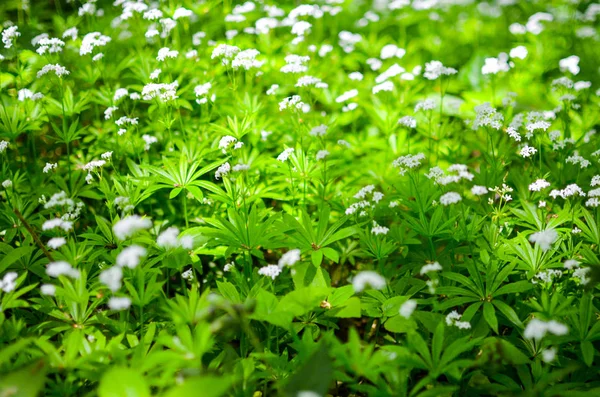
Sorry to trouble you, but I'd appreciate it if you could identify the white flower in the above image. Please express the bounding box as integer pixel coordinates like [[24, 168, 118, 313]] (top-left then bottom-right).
[[2, 26, 20, 49], [349, 72, 363, 81], [173, 7, 192, 19], [277, 148, 294, 162], [47, 237, 67, 249], [471, 185, 488, 196], [281, 54, 310, 73], [371, 221, 389, 235], [232, 49, 264, 70], [482, 53, 511, 75], [0, 272, 18, 293], [440, 192, 461, 206], [445, 310, 471, 329], [424, 60, 457, 80], [211, 44, 240, 62], [520, 145, 537, 158], [258, 265, 282, 280], [542, 348, 557, 363], [278, 249, 301, 267], [375, 64, 405, 83], [215, 162, 231, 180], [37, 64, 70, 78], [366, 58, 382, 71], [529, 179, 550, 192], [573, 267, 591, 285], [309, 125, 328, 137], [2, 180, 12, 189], [529, 229, 558, 252], [104, 106, 118, 120], [398, 116, 417, 128], [392, 153, 425, 175], [380, 44, 405, 59], [150, 69, 161, 80], [47, 261, 80, 278], [316, 150, 329, 160], [372, 81, 394, 94], [574, 81, 592, 91], [80, 32, 111, 56], [100, 266, 123, 292], [564, 259, 580, 269], [219, 135, 237, 152], [157, 227, 192, 249], [335, 89, 358, 103], [524, 319, 568, 340], [41, 284, 56, 296], [182, 268, 194, 280], [266, 84, 279, 95], [279, 95, 305, 111], [352, 271, 386, 293], [141, 82, 178, 101], [42, 218, 73, 232], [415, 99, 436, 112], [559, 55, 580, 75], [550, 184, 585, 199], [420, 262, 442, 276], [108, 297, 131, 311], [509, 46, 528, 59], [291, 21, 312, 36], [399, 299, 417, 318], [116, 245, 147, 268], [113, 215, 152, 240], [157, 47, 178, 61]]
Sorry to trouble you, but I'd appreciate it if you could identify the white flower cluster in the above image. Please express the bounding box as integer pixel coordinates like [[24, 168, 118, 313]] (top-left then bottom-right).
[[445, 311, 471, 329], [529, 229, 558, 252], [392, 153, 426, 175], [80, 32, 111, 56], [281, 54, 310, 74], [529, 179, 551, 192], [420, 261, 442, 275], [37, 64, 70, 78], [0, 272, 17, 293], [142, 82, 179, 101], [524, 318, 568, 340], [371, 221, 389, 236], [424, 60, 457, 80], [440, 192, 461, 206], [157, 227, 193, 250], [113, 215, 152, 240], [352, 271, 386, 293], [549, 184, 585, 199]]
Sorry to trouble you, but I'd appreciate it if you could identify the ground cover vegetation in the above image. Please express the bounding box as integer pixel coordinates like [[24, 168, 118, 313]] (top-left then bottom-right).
[[1, 0, 600, 396]]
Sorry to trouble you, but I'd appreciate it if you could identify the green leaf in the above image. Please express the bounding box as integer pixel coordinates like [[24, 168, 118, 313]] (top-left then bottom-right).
[[0, 246, 34, 273], [277, 287, 329, 317], [322, 247, 339, 263], [284, 343, 333, 397], [169, 188, 182, 199], [163, 375, 234, 397], [493, 300, 523, 328], [0, 361, 47, 397], [98, 367, 150, 397], [330, 297, 361, 318], [384, 315, 418, 334], [311, 249, 323, 267], [217, 281, 241, 303], [581, 341, 594, 367], [483, 302, 499, 333]]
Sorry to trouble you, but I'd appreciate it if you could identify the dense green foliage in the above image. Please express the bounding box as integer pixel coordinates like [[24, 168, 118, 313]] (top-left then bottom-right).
[[1, 0, 600, 396]]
